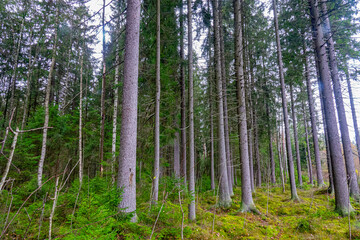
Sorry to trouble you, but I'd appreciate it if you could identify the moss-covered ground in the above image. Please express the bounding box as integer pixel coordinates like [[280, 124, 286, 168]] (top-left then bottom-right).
[[2, 177, 360, 239]]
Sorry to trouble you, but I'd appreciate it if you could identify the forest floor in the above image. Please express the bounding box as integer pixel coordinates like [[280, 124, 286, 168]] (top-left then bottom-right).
[[131, 183, 360, 239], [2, 177, 360, 239]]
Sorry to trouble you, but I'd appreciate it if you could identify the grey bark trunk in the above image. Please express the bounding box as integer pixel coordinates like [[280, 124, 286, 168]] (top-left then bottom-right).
[[290, 84, 302, 187], [0, 128, 18, 191], [320, 1, 359, 199], [174, 132, 180, 178], [303, 40, 324, 186], [99, 0, 106, 175], [152, 0, 161, 204], [38, 9, 59, 187], [345, 66, 360, 165], [79, 52, 84, 184], [117, 0, 141, 222], [188, 0, 196, 221], [302, 100, 313, 185], [308, 0, 351, 214], [276, 128, 285, 192], [272, 0, 299, 200], [212, 0, 231, 207], [234, 0, 256, 212], [112, 26, 120, 184], [219, 7, 233, 196], [209, 71, 215, 191], [266, 103, 276, 184], [179, 2, 187, 185]]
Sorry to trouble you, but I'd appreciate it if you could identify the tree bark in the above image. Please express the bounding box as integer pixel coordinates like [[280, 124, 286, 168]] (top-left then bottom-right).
[[174, 132, 180, 178], [290, 83, 302, 187], [38, 8, 59, 187], [79, 51, 84, 184], [303, 39, 324, 186], [308, 0, 351, 214], [345, 66, 360, 165], [320, 1, 359, 199], [0, 128, 18, 191], [234, 0, 256, 212], [117, 0, 141, 222], [272, 0, 299, 200], [219, 6, 233, 196], [188, 0, 196, 221], [99, 0, 106, 175], [212, 0, 231, 208], [179, 1, 187, 185], [302, 100, 313, 185], [152, 0, 161, 204]]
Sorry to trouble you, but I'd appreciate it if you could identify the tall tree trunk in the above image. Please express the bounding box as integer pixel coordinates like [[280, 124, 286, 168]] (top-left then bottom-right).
[[174, 132, 180, 178], [188, 0, 196, 221], [219, 6, 233, 196], [212, 0, 231, 208], [320, 1, 359, 199], [276, 128, 285, 192], [9, 17, 24, 115], [112, 25, 120, 184], [290, 83, 302, 187], [345, 65, 360, 165], [302, 100, 313, 185], [303, 39, 324, 186], [179, 1, 187, 185], [308, 0, 351, 214], [272, 0, 299, 200], [234, 0, 256, 212], [152, 0, 161, 204], [99, 0, 106, 175], [79, 52, 84, 184], [0, 128, 18, 191], [253, 116, 261, 187], [117, 0, 141, 222], [38, 8, 59, 187], [266, 103, 275, 184]]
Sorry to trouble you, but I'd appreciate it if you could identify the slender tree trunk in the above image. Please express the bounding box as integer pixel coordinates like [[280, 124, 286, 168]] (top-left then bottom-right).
[[345, 65, 360, 165], [219, 6, 233, 196], [253, 116, 261, 187], [179, 1, 187, 185], [272, 0, 299, 200], [174, 132, 180, 178], [38, 8, 59, 187], [112, 26, 120, 184], [303, 39, 324, 186], [79, 51, 84, 185], [9, 17, 24, 115], [234, 0, 256, 212], [266, 103, 275, 184], [48, 175, 59, 240], [152, 0, 161, 204], [0, 128, 18, 191], [320, 1, 359, 199], [99, 0, 106, 175], [117, 0, 141, 222], [276, 128, 285, 192], [290, 83, 302, 187], [212, 0, 231, 208], [302, 100, 313, 185], [188, 0, 196, 220], [308, 0, 351, 214]]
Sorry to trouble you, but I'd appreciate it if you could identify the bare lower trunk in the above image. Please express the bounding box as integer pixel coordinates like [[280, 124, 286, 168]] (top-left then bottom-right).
[[112, 31, 120, 184], [302, 100, 313, 185], [209, 78, 215, 190], [273, 0, 298, 200], [174, 132, 180, 178], [290, 84, 302, 186], [303, 40, 324, 186], [38, 9, 59, 187], [212, 0, 231, 208], [0, 128, 18, 191], [48, 176, 59, 240], [179, 2, 187, 185], [266, 104, 275, 184], [309, 0, 351, 214], [79, 53, 84, 184], [152, 0, 161, 204], [345, 67, 360, 165], [188, 0, 196, 220], [234, 0, 256, 212], [276, 129, 285, 192], [99, 0, 106, 175], [321, 1, 359, 199], [117, 0, 141, 222], [219, 8, 233, 196]]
